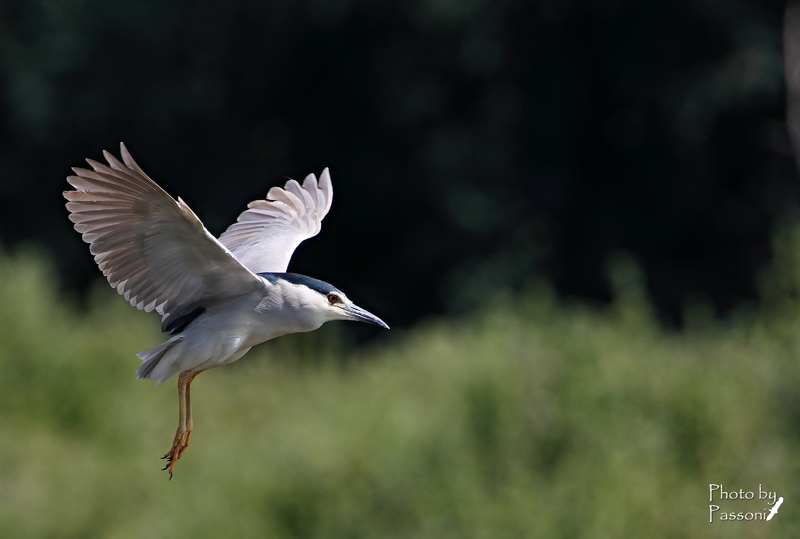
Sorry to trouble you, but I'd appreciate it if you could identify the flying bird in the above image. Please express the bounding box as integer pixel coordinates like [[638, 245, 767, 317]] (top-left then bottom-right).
[[64, 143, 388, 477]]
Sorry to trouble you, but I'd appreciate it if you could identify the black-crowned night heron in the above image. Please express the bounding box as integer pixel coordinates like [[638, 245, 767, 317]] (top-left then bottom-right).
[[64, 143, 388, 477]]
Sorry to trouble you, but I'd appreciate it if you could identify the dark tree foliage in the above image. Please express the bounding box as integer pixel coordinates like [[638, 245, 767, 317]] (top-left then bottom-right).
[[0, 0, 794, 327]]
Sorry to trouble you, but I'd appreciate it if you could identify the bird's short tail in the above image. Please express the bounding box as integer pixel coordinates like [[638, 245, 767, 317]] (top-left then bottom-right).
[[136, 337, 182, 382]]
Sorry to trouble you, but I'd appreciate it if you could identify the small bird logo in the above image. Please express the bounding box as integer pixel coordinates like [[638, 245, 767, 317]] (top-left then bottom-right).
[[766, 497, 784, 521]]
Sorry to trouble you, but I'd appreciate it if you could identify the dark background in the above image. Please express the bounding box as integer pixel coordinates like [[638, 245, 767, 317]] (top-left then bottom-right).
[[0, 0, 795, 328]]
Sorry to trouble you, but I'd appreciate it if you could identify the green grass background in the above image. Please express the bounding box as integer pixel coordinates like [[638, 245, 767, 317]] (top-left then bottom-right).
[[4, 227, 800, 537]]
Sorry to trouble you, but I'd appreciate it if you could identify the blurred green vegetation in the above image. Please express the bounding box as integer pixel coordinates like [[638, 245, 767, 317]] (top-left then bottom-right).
[[3, 228, 800, 538]]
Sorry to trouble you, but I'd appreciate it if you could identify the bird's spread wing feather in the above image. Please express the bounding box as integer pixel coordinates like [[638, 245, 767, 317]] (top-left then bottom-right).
[[64, 143, 265, 332], [218, 168, 333, 273]]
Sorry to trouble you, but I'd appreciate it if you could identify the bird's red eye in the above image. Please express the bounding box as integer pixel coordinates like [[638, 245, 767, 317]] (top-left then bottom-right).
[[328, 294, 339, 304]]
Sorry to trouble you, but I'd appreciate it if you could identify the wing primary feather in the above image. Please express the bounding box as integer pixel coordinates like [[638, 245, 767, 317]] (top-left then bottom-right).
[[302, 175, 325, 211], [119, 142, 147, 176], [295, 176, 317, 209], [319, 168, 333, 214]]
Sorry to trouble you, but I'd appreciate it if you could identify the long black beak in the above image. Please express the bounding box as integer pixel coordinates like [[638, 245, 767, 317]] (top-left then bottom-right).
[[343, 303, 390, 329]]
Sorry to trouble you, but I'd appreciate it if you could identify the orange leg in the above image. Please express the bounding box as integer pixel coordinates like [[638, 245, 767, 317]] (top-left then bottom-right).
[[162, 370, 200, 478]]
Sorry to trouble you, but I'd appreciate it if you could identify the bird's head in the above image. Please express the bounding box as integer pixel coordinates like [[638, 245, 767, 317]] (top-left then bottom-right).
[[262, 273, 389, 330]]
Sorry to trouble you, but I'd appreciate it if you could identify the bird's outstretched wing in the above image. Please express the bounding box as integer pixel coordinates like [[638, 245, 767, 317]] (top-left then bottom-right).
[[218, 169, 333, 273], [64, 143, 265, 333]]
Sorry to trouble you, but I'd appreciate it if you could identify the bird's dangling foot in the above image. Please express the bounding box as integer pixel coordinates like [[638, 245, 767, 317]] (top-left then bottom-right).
[[162, 370, 200, 479], [162, 428, 191, 478]]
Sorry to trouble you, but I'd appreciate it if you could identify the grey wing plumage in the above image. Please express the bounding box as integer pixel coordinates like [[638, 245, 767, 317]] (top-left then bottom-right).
[[64, 143, 265, 332], [218, 168, 333, 273]]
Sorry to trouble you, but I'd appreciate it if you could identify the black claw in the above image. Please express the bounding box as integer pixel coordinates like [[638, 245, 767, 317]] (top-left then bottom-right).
[[169, 472, 173, 480], [161, 455, 168, 460], [162, 464, 170, 471]]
